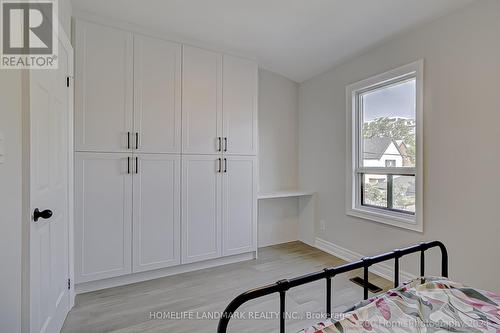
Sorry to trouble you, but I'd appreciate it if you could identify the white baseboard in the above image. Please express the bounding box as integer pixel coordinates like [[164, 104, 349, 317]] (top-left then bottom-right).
[[314, 238, 414, 283], [76, 252, 256, 294]]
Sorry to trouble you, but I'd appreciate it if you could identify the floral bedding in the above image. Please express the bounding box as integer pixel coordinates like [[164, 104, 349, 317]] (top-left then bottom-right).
[[299, 277, 500, 332]]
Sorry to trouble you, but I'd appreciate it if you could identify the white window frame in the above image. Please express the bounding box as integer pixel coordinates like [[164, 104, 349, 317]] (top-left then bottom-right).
[[346, 60, 423, 232]]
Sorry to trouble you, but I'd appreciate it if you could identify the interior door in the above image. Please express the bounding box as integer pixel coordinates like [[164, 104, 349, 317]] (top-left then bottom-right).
[[29, 38, 71, 333], [222, 156, 257, 256], [74, 20, 133, 152], [181, 155, 222, 264], [133, 154, 181, 272], [182, 46, 222, 154], [74, 153, 132, 283], [134, 35, 181, 153], [222, 55, 258, 155]]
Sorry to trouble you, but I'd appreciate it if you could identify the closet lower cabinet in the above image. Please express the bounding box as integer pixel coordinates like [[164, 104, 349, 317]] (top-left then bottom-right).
[[75, 152, 181, 283], [181, 155, 257, 264], [222, 156, 257, 256], [181, 155, 222, 264], [132, 154, 181, 273], [75, 153, 133, 283]]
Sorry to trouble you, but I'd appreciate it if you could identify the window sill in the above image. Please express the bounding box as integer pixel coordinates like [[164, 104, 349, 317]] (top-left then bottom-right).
[[346, 206, 423, 232]]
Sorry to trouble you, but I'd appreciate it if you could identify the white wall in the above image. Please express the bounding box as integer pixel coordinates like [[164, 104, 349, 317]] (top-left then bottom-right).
[[59, 0, 73, 38], [299, 0, 500, 292], [0, 71, 23, 333], [258, 69, 300, 247]]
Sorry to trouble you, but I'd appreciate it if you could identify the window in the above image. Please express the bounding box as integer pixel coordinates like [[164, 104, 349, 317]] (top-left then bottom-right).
[[385, 160, 396, 167], [346, 60, 423, 231]]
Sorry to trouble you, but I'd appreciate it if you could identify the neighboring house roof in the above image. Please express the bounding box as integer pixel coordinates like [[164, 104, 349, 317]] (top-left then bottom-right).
[[363, 137, 402, 160]]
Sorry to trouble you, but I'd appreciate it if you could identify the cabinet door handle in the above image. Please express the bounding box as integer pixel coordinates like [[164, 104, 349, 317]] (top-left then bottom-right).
[[127, 157, 130, 174], [218, 137, 222, 152], [135, 132, 139, 149], [224, 137, 227, 152], [224, 158, 227, 173], [127, 132, 131, 149], [218, 158, 222, 173], [135, 157, 139, 174]]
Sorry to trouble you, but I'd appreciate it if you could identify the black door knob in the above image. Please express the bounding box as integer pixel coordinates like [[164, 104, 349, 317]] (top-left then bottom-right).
[[33, 208, 53, 222]]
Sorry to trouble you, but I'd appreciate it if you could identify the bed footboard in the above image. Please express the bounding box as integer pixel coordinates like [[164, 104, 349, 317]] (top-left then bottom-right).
[[217, 240, 448, 333]]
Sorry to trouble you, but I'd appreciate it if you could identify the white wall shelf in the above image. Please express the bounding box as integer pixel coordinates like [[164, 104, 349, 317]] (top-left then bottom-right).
[[257, 190, 315, 200]]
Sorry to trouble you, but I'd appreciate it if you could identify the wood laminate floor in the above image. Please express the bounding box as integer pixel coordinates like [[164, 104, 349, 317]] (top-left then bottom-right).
[[62, 242, 392, 333]]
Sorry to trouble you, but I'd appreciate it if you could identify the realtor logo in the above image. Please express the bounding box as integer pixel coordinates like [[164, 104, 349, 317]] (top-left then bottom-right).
[[1, 0, 58, 69]]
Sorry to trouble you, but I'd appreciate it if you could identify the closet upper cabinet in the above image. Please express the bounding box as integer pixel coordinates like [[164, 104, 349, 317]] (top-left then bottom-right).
[[74, 20, 133, 152], [134, 35, 181, 153], [222, 55, 258, 156], [182, 46, 223, 154]]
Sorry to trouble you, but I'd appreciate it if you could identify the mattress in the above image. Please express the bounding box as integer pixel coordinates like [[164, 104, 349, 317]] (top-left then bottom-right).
[[299, 277, 499, 332]]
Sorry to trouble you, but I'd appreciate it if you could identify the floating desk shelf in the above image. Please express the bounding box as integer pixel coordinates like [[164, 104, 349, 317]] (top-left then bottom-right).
[[257, 191, 315, 200]]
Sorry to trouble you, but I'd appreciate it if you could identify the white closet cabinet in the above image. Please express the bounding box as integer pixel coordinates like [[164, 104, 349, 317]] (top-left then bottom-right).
[[181, 155, 258, 264], [222, 156, 258, 256], [75, 153, 132, 283], [133, 154, 181, 272], [74, 20, 133, 152], [134, 36, 181, 153], [222, 55, 258, 156], [181, 155, 222, 264], [182, 46, 223, 154], [74, 18, 258, 287]]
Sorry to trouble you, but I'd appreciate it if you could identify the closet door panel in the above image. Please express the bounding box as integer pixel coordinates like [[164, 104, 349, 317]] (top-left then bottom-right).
[[133, 154, 181, 272], [222, 156, 257, 256], [223, 55, 258, 155], [132, 154, 181, 272], [75, 153, 132, 283], [182, 46, 222, 154], [74, 20, 133, 152], [134, 36, 181, 153], [181, 155, 222, 263]]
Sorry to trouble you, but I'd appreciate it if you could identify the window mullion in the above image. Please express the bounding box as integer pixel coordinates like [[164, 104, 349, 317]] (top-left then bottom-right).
[[360, 175, 365, 206], [387, 174, 393, 210]]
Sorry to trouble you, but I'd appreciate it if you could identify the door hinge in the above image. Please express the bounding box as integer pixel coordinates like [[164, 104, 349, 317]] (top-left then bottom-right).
[[67, 278, 71, 290], [66, 76, 70, 87]]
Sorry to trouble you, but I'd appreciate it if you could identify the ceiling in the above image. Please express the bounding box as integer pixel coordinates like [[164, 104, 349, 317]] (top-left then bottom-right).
[[72, 0, 475, 82]]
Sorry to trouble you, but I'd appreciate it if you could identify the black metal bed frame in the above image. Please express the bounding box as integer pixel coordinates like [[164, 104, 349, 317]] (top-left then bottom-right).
[[217, 241, 448, 333]]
